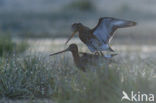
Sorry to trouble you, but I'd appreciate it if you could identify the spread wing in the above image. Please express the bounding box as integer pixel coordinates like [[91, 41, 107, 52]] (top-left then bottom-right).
[[86, 38, 103, 52], [92, 17, 136, 44], [92, 18, 114, 44]]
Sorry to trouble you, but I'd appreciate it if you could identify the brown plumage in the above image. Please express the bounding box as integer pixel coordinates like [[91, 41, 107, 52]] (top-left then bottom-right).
[[50, 44, 117, 71], [65, 17, 137, 54]]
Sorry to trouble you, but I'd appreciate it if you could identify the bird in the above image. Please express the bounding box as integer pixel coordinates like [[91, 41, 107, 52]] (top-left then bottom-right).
[[50, 44, 117, 71], [65, 17, 137, 55]]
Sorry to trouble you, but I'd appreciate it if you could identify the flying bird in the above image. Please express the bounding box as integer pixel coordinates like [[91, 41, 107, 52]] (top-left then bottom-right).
[[65, 17, 136, 54], [50, 44, 117, 71]]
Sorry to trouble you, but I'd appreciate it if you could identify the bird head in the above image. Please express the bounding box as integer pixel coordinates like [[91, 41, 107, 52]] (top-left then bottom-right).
[[72, 23, 82, 31], [68, 44, 78, 52], [50, 44, 78, 56], [65, 23, 82, 44]]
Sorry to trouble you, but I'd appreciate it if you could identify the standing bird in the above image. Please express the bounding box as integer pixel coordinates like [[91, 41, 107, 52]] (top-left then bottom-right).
[[65, 17, 136, 54], [50, 44, 117, 71]]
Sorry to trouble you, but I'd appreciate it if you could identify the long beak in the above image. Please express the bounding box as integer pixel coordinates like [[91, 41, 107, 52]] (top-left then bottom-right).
[[65, 31, 77, 44], [49, 48, 69, 56], [113, 19, 137, 28]]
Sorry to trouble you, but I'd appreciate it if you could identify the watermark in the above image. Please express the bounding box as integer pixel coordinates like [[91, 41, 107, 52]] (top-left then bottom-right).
[[121, 91, 155, 102]]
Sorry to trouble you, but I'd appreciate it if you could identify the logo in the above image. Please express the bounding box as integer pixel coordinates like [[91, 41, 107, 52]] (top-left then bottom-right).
[[121, 91, 155, 102]]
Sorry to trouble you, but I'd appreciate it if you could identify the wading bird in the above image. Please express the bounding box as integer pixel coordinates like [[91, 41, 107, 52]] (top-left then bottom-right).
[[50, 44, 117, 71], [65, 17, 136, 55]]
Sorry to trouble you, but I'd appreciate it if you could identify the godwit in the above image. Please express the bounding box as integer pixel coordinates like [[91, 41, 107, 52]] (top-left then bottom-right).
[[50, 44, 117, 71], [65, 17, 136, 54]]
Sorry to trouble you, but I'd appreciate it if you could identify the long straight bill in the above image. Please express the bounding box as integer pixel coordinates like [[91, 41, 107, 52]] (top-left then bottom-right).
[[65, 31, 77, 44], [49, 49, 68, 56]]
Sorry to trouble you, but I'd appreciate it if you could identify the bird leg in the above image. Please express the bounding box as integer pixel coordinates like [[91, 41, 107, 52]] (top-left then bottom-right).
[[109, 46, 114, 52], [100, 51, 104, 56]]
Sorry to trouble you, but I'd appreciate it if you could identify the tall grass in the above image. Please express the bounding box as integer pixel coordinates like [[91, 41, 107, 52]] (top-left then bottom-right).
[[0, 36, 15, 56], [0, 55, 54, 99], [0, 54, 155, 103], [0, 35, 28, 56], [54, 58, 155, 103]]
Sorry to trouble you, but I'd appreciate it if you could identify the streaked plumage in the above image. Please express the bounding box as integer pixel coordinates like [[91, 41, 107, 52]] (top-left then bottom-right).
[[65, 17, 137, 53], [50, 44, 117, 71]]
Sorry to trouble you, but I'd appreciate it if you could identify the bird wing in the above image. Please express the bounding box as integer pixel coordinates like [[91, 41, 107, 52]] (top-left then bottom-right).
[[92, 18, 115, 43], [92, 17, 136, 44], [79, 52, 95, 58], [87, 38, 103, 52], [80, 52, 117, 59], [79, 52, 99, 63], [80, 52, 110, 64]]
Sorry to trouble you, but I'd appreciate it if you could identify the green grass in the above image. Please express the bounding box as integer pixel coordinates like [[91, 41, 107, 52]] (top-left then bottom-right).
[[0, 36, 15, 56], [54, 58, 155, 103], [0, 35, 28, 56], [0, 55, 54, 99], [0, 53, 155, 103]]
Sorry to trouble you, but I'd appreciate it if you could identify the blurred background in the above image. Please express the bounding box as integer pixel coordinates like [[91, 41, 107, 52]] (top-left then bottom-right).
[[0, 0, 155, 39], [0, 0, 155, 53], [0, 0, 156, 57], [0, 0, 156, 102]]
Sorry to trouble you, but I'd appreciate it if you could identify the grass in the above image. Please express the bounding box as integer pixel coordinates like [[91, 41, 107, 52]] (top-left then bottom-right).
[[0, 35, 15, 56], [0, 55, 54, 99], [0, 35, 28, 56], [0, 52, 155, 103], [54, 57, 156, 103]]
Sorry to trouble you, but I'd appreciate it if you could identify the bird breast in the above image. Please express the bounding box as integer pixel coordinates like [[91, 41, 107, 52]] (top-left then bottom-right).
[[79, 31, 94, 44]]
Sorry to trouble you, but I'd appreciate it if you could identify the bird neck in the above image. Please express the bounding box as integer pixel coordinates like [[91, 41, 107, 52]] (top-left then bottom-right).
[[71, 51, 80, 64], [78, 25, 90, 33]]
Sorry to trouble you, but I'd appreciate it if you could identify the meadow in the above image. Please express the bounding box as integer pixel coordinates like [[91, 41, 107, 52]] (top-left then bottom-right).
[[0, 0, 156, 103], [0, 38, 156, 103]]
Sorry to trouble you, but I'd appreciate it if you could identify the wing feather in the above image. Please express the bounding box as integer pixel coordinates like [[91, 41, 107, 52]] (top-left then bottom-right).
[[86, 38, 106, 52], [92, 17, 136, 44], [92, 18, 113, 43]]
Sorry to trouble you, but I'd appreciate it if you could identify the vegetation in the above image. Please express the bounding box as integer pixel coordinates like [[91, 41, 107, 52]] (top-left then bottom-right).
[[0, 55, 54, 99], [0, 35, 28, 56], [0, 0, 155, 103], [0, 53, 155, 103], [0, 36, 15, 56]]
